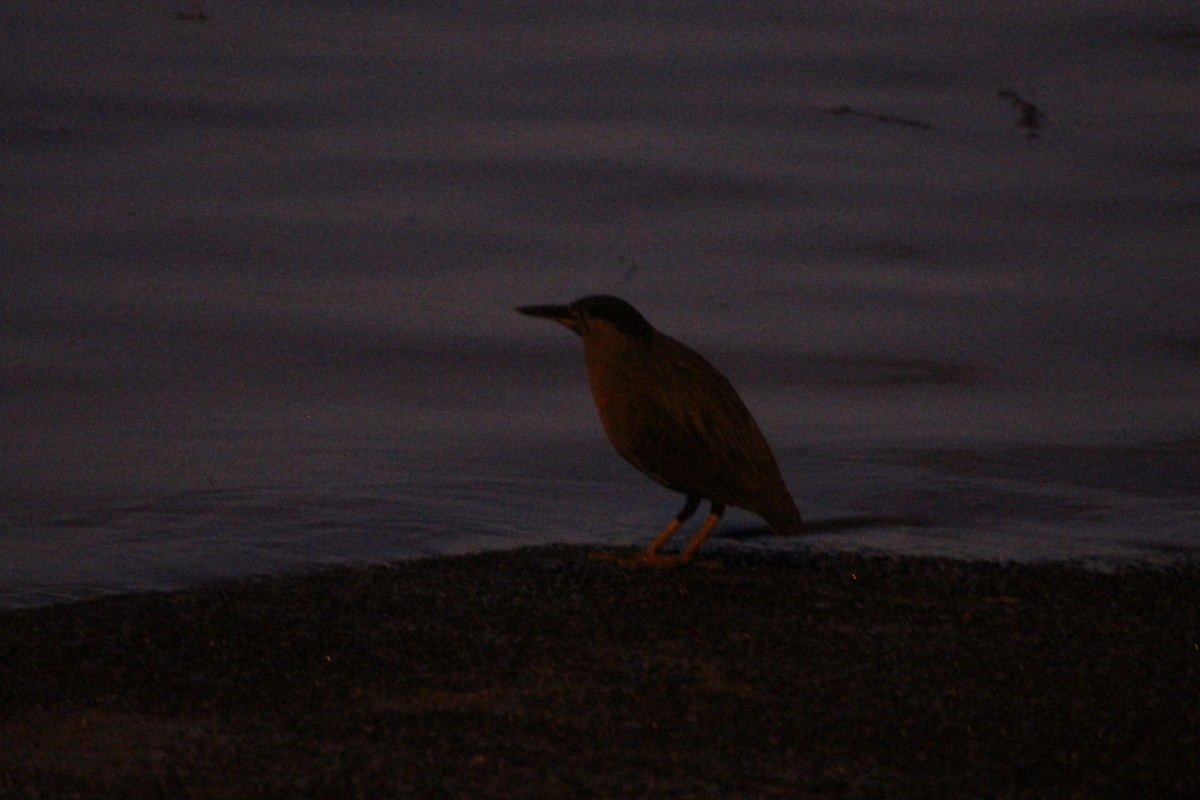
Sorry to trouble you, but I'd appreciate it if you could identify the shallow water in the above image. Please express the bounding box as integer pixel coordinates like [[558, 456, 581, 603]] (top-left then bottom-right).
[[3, 1, 1199, 606]]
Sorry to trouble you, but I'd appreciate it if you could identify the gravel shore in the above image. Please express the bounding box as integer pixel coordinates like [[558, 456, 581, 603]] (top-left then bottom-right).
[[2, 546, 1198, 798]]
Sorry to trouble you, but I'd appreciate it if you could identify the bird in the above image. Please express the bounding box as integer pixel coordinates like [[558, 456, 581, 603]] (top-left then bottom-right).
[[516, 295, 803, 564]]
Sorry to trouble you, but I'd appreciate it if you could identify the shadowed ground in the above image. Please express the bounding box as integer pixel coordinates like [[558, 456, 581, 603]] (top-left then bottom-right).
[[2, 546, 1197, 798]]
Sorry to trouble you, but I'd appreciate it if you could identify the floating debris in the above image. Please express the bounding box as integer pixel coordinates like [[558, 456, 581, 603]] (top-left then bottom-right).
[[819, 104, 933, 130], [618, 254, 640, 284], [170, 3, 209, 23], [1157, 29, 1200, 50], [997, 90, 1044, 138]]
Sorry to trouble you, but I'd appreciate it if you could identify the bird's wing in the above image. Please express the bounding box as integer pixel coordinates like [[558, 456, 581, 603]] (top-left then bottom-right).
[[630, 337, 791, 509]]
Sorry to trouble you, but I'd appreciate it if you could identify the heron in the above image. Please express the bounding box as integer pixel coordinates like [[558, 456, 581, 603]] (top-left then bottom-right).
[[517, 295, 803, 564]]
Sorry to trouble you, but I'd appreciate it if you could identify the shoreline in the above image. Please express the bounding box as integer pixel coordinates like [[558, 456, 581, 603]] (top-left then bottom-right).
[[2, 545, 1197, 798]]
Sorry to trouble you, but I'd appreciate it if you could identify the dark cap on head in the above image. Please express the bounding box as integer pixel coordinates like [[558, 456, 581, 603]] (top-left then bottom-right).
[[516, 295, 653, 340], [568, 295, 653, 339]]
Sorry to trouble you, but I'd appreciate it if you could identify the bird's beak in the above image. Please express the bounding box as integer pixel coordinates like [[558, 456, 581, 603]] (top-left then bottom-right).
[[515, 304, 581, 334]]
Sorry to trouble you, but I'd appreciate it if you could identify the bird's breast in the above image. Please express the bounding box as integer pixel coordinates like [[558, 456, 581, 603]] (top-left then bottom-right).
[[585, 353, 656, 451], [585, 358, 626, 435]]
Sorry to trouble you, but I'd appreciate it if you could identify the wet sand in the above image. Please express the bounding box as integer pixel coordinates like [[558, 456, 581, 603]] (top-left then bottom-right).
[[2, 546, 1197, 798]]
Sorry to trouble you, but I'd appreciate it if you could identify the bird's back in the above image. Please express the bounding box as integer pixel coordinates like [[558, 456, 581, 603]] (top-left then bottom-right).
[[584, 329, 803, 535]]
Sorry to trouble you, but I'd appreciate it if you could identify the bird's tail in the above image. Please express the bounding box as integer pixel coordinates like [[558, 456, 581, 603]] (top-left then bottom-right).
[[764, 499, 805, 537]]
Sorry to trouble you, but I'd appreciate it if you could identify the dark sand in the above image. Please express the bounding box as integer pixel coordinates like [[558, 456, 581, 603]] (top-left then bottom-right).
[[2, 546, 1197, 799]]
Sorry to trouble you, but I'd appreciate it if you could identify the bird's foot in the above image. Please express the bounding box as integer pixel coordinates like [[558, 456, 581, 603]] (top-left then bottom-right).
[[587, 550, 638, 566], [632, 552, 691, 567], [588, 550, 694, 567]]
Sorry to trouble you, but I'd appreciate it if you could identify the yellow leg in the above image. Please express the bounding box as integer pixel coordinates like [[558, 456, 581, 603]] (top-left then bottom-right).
[[641, 494, 701, 558], [678, 508, 724, 563], [635, 501, 724, 566], [589, 496, 711, 566], [643, 517, 682, 556]]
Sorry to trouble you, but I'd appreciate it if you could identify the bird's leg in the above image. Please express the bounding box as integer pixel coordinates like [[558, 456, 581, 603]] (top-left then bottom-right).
[[642, 495, 701, 557], [678, 502, 726, 563]]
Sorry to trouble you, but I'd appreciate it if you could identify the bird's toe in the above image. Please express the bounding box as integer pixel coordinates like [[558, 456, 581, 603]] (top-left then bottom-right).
[[630, 552, 693, 567], [586, 550, 691, 567]]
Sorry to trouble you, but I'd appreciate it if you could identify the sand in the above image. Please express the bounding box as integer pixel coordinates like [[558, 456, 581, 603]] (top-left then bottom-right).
[[1, 546, 1197, 798]]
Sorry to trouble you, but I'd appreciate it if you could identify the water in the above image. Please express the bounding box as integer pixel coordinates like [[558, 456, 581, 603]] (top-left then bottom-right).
[[3, 1, 1199, 606]]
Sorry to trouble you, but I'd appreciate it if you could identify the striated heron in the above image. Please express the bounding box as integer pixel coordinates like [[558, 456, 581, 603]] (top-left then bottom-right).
[[517, 295, 803, 564]]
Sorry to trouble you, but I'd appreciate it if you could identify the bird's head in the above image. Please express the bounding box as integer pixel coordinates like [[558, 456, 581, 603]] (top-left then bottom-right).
[[516, 295, 653, 342]]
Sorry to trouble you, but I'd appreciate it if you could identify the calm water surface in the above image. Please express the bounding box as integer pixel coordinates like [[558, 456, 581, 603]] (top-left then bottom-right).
[[3, 1, 1199, 606]]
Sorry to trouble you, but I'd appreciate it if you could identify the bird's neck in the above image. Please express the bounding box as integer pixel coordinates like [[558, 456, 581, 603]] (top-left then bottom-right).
[[582, 338, 649, 438]]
